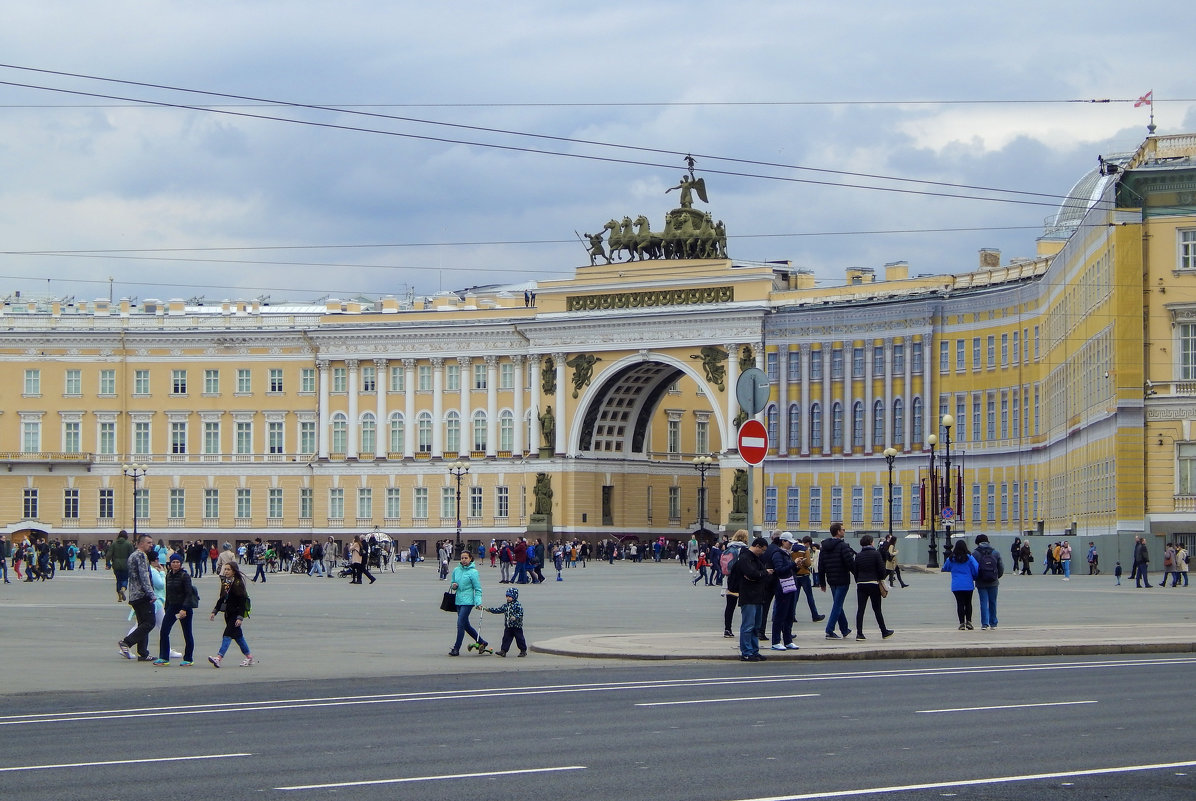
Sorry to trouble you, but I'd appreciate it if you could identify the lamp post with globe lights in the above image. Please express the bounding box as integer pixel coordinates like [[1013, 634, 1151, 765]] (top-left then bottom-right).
[[448, 461, 469, 557], [692, 455, 716, 536], [122, 463, 148, 535], [925, 435, 939, 568], [883, 447, 898, 541], [940, 414, 955, 554]]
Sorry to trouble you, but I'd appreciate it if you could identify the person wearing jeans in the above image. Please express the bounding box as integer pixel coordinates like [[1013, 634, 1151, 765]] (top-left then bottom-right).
[[728, 537, 772, 662], [448, 551, 486, 656], [818, 523, 855, 639], [972, 534, 1004, 630], [117, 534, 157, 661]]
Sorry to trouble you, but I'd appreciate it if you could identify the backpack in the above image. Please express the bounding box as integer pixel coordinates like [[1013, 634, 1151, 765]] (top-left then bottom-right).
[[720, 546, 741, 576], [975, 548, 1000, 583]]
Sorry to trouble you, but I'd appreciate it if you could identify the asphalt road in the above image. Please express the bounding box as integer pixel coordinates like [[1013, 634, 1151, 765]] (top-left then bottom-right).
[[2, 655, 1193, 801]]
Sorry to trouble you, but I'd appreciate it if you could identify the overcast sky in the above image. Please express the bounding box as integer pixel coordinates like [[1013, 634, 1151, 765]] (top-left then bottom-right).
[[1, 2, 1192, 305]]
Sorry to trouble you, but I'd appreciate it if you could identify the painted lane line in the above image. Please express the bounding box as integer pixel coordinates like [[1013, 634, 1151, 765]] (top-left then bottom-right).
[[275, 765, 586, 791], [3, 655, 1193, 727], [637, 693, 819, 707], [0, 753, 251, 774], [915, 700, 1097, 714], [724, 760, 1196, 801]]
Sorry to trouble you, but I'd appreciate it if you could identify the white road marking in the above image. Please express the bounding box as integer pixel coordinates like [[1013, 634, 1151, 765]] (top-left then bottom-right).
[[637, 693, 819, 707], [915, 700, 1097, 714], [0, 753, 251, 773], [723, 760, 1196, 800], [275, 765, 586, 791], [2, 656, 1191, 727]]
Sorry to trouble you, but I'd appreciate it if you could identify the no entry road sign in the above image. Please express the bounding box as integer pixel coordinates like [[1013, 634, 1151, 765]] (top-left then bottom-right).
[[737, 419, 768, 465]]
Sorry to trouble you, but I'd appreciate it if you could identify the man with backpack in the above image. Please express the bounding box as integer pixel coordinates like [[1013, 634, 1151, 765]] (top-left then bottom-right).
[[973, 534, 1004, 630]]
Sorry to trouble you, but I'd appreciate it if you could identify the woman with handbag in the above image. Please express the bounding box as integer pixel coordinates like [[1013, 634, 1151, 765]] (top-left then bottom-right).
[[852, 534, 893, 640], [448, 550, 487, 656]]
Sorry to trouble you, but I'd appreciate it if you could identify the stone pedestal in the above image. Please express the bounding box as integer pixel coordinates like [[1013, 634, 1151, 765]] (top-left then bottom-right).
[[527, 514, 553, 535], [726, 513, 747, 532], [538, 447, 554, 459]]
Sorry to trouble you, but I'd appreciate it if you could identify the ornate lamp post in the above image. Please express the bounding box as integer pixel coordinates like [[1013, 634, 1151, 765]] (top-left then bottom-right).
[[692, 455, 716, 536], [122, 463, 148, 535], [448, 460, 469, 557], [940, 414, 954, 554], [883, 447, 898, 541], [925, 434, 939, 568]]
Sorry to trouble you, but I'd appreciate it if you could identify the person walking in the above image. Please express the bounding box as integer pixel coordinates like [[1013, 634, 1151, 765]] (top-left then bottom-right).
[[106, 530, 134, 602], [1060, 540, 1073, 581], [766, 533, 799, 651], [1087, 541, 1100, 575], [207, 561, 254, 667], [972, 534, 1004, 630], [307, 539, 326, 577], [881, 534, 909, 588], [350, 536, 376, 584], [720, 530, 749, 638], [1172, 543, 1189, 587], [483, 586, 527, 657], [692, 551, 711, 586], [792, 536, 825, 624], [447, 551, 486, 656], [117, 534, 157, 661], [155, 554, 196, 666], [1159, 543, 1176, 588], [852, 535, 892, 640], [942, 539, 979, 630], [1010, 537, 1023, 576], [249, 538, 268, 583], [728, 537, 773, 662], [818, 522, 855, 639], [1134, 537, 1152, 588]]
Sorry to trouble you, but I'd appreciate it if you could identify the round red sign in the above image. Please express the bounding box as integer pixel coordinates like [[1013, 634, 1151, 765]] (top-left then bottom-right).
[[737, 419, 768, 465]]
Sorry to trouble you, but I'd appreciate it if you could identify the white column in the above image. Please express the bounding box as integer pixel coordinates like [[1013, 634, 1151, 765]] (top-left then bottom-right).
[[345, 359, 359, 459], [799, 344, 811, 457], [457, 357, 471, 455], [864, 340, 875, 455], [403, 359, 416, 459], [883, 339, 894, 451], [512, 355, 525, 456], [754, 343, 765, 423], [431, 357, 444, 457], [844, 344, 854, 457], [726, 344, 739, 437], [374, 359, 387, 459], [554, 352, 567, 455], [903, 339, 913, 448], [486, 356, 498, 457], [778, 346, 789, 456], [317, 359, 330, 459], [530, 355, 543, 453], [822, 343, 832, 456], [921, 335, 933, 447]]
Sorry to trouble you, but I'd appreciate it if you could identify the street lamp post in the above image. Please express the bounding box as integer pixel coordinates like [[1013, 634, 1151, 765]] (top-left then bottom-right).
[[925, 434, 939, 568], [941, 414, 954, 554], [122, 463, 148, 535], [692, 455, 715, 536], [883, 447, 898, 541], [448, 460, 469, 557]]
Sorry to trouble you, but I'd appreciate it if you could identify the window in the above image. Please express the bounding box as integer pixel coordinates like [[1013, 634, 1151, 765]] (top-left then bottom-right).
[[808, 487, 822, 524], [169, 488, 185, 519], [299, 487, 312, 520], [301, 368, 316, 393], [697, 418, 710, 454], [134, 370, 150, 395], [873, 346, 884, 376], [810, 349, 823, 380], [24, 369, 40, 395], [852, 402, 864, 448], [204, 489, 219, 519], [446, 364, 460, 391], [269, 368, 284, 393], [417, 365, 432, 391], [892, 485, 903, 527], [986, 336, 995, 368], [787, 405, 800, 451], [1011, 394, 1020, 440], [810, 403, 823, 450], [892, 344, 904, 373], [972, 394, 981, 444], [831, 348, 844, 379], [955, 339, 965, 371], [872, 401, 885, 447], [1181, 229, 1196, 270], [1182, 324, 1196, 379], [23, 488, 38, 519], [872, 486, 884, 523], [972, 337, 981, 371], [134, 488, 149, 521], [851, 486, 864, 524], [986, 392, 996, 441], [668, 486, 681, 521], [472, 411, 488, 452], [1000, 483, 1009, 522], [64, 421, 81, 453], [1012, 482, 1021, 523], [331, 414, 347, 453], [172, 369, 187, 395], [237, 369, 252, 394], [910, 482, 921, 525], [64, 488, 80, 519], [332, 367, 346, 393], [766, 406, 778, 448], [788, 349, 801, 377], [1034, 326, 1040, 360], [911, 343, 923, 373], [171, 421, 187, 454], [500, 363, 514, 390], [65, 369, 81, 395], [831, 402, 844, 449], [831, 486, 843, 522], [1011, 331, 1019, 366], [499, 410, 514, 451], [389, 366, 404, 392], [955, 396, 967, 443], [361, 366, 375, 393], [986, 483, 996, 522], [133, 421, 150, 455], [851, 347, 864, 378], [972, 484, 982, 523], [441, 487, 455, 519], [204, 422, 220, 454], [100, 369, 116, 395], [357, 488, 372, 519], [1034, 386, 1040, 434], [1001, 333, 1009, 367], [268, 421, 284, 454], [235, 421, 253, 454], [360, 414, 376, 454], [300, 421, 316, 454], [204, 369, 220, 394], [417, 412, 432, 453], [388, 414, 404, 454], [911, 397, 923, 444], [386, 487, 401, 518], [99, 488, 114, 519], [473, 363, 487, 390], [495, 486, 509, 519], [236, 488, 252, 519], [328, 488, 344, 519], [766, 351, 778, 382], [469, 486, 483, 518], [268, 488, 283, 519], [786, 487, 800, 524], [939, 341, 950, 373], [413, 487, 429, 519], [1179, 444, 1196, 494], [764, 487, 777, 524], [892, 399, 904, 446], [445, 411, 461, 453], [99, 421, 115, 454]]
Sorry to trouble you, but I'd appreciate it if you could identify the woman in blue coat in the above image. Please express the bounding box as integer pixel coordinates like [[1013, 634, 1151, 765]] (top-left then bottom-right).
[[941, 539, 978, 630], [448, 550, 487, 656]]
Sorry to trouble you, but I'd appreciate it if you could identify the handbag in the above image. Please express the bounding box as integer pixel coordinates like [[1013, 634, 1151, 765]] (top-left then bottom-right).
[[440, 591, 457, 612], [778, 575, 797, 594], [877, 581, 889, 598]]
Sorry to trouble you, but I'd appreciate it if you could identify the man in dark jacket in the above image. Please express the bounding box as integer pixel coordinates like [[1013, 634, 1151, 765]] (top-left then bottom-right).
[[766, 532, 800, 651], [1134, 537, 1152, 588], [106, 530, 134, 601], [818, 522, 855, 639], [728, 537, 773, 661], [156, 554, 196, 665], [852, 534, 893, 640]]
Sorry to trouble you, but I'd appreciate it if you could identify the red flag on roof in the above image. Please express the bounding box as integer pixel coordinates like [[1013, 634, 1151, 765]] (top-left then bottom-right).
[[1135, 91, 1153, 108]]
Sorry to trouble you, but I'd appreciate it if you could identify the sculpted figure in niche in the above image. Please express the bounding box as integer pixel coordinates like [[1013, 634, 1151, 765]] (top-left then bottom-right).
[[539, 406, 555, 449], [739, 345, 755, 371], [565, 353, 602, 398], [533, 473, 553, 515], [731, 469, 748, 514], [690, 345, 728, 391], [542, 356, 556, 396]]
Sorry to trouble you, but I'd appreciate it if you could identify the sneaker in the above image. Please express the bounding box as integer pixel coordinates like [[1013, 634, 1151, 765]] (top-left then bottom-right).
[[723, 630, 734, 638], [965, 622, 974, 630], [152, 659, 170, 666], [825, 632, 841, 639], [494, 651, 507, 657], [785, 643, 800, 650], [981, 625, 989, 631], [169, 650, 183, 659], [179, 661, 194, 667], [855, 634, 866, 640], [136, 655, 155, 662], [448, 648, 460, 656], [771, 644, 788, 651], [958, 624, 966, 631], [208, 655, 222, 668], [117, 641, 131, 659], [517, 651, 527, 657], [740, 655, 754, 661], [882, 629, 895, 639], [812, 614, 826, 622], [239, 656, 256, 667]]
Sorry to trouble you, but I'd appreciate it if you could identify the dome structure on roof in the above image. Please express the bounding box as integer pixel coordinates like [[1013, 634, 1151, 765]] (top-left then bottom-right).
[[1043, 153, 1132, 236]]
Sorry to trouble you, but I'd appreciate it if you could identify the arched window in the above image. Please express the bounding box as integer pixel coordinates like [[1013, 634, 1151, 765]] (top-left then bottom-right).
[[872, 400, 885, 447], [810, 403, 823, 450], [417, 411, 432, 453], [331, 412, 347, 454], [911, 397, 924, 445], [892, 399, 905, 446], [360, 412, 376, 454], [472, 410, 488, 452], [852, 401, 864, 448], [788, 403, 801, 451], [388, 412, 405, 454], [831, 402, 844, 449], [766, 404, 778, 446], [445, 410, 461, 454], [499, 410, 515, 452]]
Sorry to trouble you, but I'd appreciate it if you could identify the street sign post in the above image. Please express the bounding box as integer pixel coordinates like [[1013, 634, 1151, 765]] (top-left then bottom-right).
[[736, 368, 770, 416]]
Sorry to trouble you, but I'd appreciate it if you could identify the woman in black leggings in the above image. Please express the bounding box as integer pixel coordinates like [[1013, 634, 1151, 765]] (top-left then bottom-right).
[[941, 539, 978, 630]]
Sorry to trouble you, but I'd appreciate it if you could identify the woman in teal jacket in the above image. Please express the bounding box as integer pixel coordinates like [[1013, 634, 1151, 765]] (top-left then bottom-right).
[[941, 539, 979, 630], [448, 550, 487, 655]]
